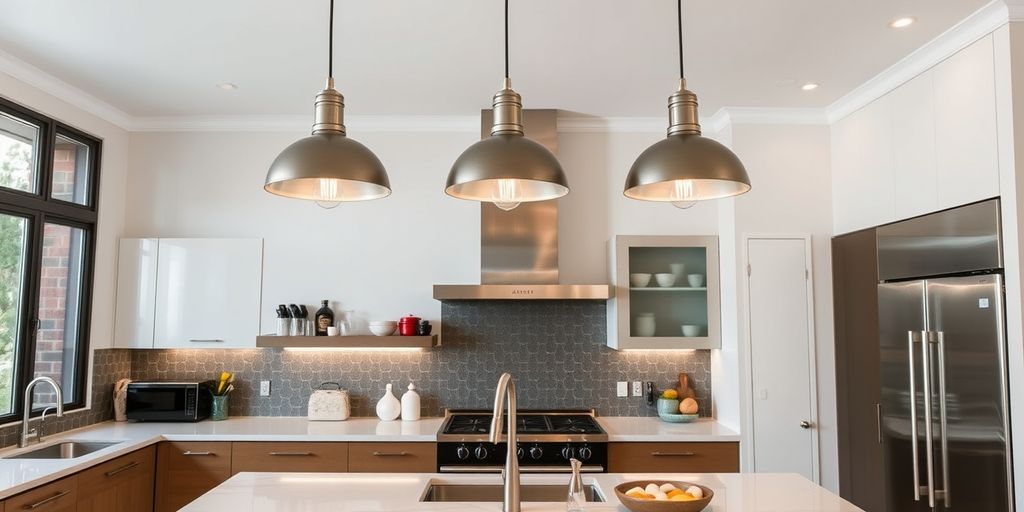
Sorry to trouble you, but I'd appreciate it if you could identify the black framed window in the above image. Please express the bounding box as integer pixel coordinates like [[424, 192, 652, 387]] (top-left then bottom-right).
[[0, 97, 99, 421]]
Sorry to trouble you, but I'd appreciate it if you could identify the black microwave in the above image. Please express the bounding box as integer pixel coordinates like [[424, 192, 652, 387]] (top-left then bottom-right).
[[126, 381, 211, 422]]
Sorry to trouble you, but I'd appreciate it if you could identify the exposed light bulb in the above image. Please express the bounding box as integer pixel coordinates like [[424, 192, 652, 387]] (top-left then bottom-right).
[[493, 179, 521, 211], [672, 201, 697, 209], [316, 178, 341, 209]]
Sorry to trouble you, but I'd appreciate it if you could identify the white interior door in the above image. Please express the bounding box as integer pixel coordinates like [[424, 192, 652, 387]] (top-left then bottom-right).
[[745, 236, 819, 482]]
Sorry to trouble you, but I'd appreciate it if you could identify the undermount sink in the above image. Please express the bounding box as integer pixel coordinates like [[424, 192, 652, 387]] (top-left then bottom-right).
[[421, 483, 605, 503], [6, 441, 119, 460]]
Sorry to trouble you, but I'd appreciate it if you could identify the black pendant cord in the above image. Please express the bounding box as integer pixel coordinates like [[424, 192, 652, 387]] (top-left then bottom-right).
[[677, 0, 684, 79], [503, 0, 507, 78], [329, 0, 335, 79]]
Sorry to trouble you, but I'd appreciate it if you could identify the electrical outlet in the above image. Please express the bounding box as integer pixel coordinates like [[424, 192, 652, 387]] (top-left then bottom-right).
[[616, 382, 629, 397], [259, 380, 272, 397], [632, 381, 643, 397]]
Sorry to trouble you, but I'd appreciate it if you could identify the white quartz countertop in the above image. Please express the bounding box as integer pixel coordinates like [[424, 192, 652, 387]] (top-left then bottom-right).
[[183, 472, 863, 511], [0, 415, 737, 500]]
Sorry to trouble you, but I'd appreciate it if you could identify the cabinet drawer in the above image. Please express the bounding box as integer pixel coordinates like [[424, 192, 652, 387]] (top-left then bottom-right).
[[232, 442, 348, 473], [608, 442, 739, 473], [155, 442, 232, 512], [348, 443, 436, 472], [6, 475, 77, 511], [77, 445, 156, 512]]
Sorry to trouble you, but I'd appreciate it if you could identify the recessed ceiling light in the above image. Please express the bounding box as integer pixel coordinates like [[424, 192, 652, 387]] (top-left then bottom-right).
[[216, 82, 238, 91], [801, 82, 820, 91], [889, 17, 916, 28]]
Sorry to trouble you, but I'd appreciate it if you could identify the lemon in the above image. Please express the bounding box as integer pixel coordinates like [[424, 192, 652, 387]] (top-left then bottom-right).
[[662, 389, 679, 399]]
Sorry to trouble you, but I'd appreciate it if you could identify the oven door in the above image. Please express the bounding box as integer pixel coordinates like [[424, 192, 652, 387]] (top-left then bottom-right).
[[126, 383, 205, 421]]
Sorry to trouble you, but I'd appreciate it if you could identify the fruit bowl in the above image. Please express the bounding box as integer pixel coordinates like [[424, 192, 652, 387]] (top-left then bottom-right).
[[615, 481, 713, 512], [658, 412, 699, 423]]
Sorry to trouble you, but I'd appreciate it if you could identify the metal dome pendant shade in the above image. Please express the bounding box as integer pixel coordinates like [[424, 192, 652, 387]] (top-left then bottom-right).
[[445, 0, 569, 211], [265, 0, 391, 205], [624, 0, 750, 206]]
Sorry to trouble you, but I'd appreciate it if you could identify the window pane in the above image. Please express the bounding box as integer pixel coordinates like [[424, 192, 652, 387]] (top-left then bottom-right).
[[34, 223, 85, 408], [0, 214, 28, 414], [51, 135, 90, 206], [0, 111, 40, 194]]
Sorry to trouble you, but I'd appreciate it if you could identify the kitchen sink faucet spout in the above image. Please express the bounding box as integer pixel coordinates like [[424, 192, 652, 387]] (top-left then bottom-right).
[[490, 373, 520, 512], [20, 376, 64, 448]]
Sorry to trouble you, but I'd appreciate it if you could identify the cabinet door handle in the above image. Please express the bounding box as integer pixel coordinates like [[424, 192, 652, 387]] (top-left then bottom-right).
[[182, 451, 215, 456], [189, 339, 224, 343], [269, 451, 314, 456], [372, 451, 409, 457], [104, 461, 140, 477], [23, 490, 70, 509], [650, 452, 696, 457]]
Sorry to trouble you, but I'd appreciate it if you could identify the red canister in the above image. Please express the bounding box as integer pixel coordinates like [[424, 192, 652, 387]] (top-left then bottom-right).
[[398, 315, 421, 336]]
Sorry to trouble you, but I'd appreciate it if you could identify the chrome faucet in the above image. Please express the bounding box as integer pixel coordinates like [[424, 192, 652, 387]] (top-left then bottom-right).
[[490, 373, 520, 512], [20, 376, 64, 448]]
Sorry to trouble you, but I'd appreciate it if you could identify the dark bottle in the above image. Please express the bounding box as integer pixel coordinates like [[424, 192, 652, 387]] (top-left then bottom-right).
[[314, 300, 334, 336]]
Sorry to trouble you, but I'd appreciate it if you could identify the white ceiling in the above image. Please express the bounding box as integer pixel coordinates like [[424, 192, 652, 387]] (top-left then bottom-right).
[[0, 0, 989, 119]]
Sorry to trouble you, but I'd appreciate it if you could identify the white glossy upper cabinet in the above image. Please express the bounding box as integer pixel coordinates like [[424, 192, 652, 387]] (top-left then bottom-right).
[[831, 94, 896, 234], [153, 239, 263, 348], [933, 35, 999, 207], [114, 239, 159, 348], [890, 72, 938, 219]]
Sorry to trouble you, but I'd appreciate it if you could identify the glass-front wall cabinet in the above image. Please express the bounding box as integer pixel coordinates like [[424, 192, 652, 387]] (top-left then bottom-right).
[[607, 235, 721, 349]]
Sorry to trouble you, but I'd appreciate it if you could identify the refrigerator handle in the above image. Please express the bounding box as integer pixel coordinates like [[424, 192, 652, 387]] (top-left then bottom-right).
[[935, 331, 951, 507], [921, 330, 936, 508], [907, 330, 922, 502]]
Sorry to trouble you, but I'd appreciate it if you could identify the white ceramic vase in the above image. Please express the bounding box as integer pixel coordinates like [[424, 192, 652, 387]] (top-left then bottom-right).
[[401, 382, 421, 421], [376, 383, 401, 421]]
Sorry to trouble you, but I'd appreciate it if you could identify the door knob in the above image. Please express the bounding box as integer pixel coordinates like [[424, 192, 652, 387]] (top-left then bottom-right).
[[800, 420, 812, 429]]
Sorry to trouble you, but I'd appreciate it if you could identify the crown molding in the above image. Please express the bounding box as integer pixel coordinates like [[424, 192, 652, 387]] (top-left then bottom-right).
[[129, 114, 480, 133], [556, 115, 665, 133], [826, 0, 1011, 124], [706, 107, 829, 134], [0, 48, 134, 130]]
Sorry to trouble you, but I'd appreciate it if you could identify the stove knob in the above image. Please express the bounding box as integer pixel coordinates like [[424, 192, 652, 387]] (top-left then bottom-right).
[[529, 445, 544, 460], [577, 445, 593, 462], [561, 446, 576, 460], [517, 446, 525, 460], [456, 444, 470, 460], [474, 444, 489, 460]]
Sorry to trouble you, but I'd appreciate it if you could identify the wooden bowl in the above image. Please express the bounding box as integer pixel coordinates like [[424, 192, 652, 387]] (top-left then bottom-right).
[[614, 481, 714, 512]]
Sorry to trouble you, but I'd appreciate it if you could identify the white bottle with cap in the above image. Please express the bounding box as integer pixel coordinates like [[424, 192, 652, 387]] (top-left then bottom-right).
[[401, 382, 421, 421]]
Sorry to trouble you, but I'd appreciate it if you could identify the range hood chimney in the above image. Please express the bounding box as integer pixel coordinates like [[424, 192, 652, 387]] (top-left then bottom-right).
[[433, 110, 613, 300]]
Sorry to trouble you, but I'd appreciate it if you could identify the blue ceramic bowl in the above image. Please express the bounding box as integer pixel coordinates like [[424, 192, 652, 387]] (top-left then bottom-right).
[[656, 398, 680, 415], [659, 412, 699, 423]]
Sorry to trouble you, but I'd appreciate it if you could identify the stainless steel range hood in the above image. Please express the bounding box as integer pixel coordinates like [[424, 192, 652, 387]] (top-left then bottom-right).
[[433, 110, 613, 301]]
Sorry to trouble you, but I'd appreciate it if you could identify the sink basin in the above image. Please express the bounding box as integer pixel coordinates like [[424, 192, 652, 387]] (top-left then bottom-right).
[[7, 441, 119, 459], [421, 484, 604, 503]]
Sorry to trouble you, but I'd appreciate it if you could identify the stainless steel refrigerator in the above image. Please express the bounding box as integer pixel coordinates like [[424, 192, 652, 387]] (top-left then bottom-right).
[[877, 198, 1013, 511]]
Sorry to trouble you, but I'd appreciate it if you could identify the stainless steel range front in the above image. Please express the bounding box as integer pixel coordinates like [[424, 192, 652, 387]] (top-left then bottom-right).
[[436, 409, 608, 473]]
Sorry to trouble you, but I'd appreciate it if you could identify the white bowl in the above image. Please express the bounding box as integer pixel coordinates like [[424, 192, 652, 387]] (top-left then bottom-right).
[[630, 273, 652, 288], [368, 322, 397, 336], [687, 274, 706, 287], [654, 273, 677, 287], [682, 324, 701, 337]]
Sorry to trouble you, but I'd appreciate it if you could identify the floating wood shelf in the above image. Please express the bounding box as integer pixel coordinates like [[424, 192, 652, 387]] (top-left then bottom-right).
[[256, 334, 438, 349]]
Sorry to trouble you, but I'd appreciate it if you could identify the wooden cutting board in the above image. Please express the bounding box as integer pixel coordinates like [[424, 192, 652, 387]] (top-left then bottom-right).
[[675, 372, 697, 400]]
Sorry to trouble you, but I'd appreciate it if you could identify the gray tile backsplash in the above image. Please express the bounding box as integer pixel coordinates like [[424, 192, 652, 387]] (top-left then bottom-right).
[[129, 301, 712, 417]]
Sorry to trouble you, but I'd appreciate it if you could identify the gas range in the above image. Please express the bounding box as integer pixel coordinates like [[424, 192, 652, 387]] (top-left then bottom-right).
[[436, 409, 608, 473]]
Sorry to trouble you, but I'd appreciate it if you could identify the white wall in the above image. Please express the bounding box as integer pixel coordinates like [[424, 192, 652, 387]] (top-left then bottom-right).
[[0, 71, 129, 408]]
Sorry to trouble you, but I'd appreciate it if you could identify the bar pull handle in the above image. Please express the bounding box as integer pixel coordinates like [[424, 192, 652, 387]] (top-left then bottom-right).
[[268, 451, 314, 456], [650, 452, 696, 457], [23, 490, 70, 509], [876, 403, 883, 444], [182, 451, 215, 456], [936, 330, 951, 507], [372, 451, 410, 457], [908, 331, 921, 502], [922, 330, 936, 508], [104, 461, 140, 477], [189, 339, 224, 343]]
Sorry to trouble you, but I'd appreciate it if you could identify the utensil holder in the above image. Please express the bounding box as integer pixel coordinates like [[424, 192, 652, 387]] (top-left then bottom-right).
[[211, 395, 229, 421]]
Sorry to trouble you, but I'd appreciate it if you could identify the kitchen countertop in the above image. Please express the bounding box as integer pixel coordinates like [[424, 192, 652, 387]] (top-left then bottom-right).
[[182, 472, 863, 511], [0, 415, 737, 500]]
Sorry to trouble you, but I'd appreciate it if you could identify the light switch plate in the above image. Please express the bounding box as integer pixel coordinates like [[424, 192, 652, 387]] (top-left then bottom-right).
[[616, 382, 629, 397], [632, 381, 643, 397], [259, 380, 272, 397]]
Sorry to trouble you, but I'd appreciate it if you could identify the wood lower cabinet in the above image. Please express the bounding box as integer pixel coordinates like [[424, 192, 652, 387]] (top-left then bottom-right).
[[231, 442, 348, 474], [348, 443, 436, 473], [5, 475, 77, 511], [77, 445, 156, 512], [608, 442, 739, 473], [155, 441, 232, 512]]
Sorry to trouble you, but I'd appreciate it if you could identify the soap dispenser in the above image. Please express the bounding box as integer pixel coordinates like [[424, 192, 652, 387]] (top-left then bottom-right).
[[401, 382, 421, 421], [375, 384, 401, 421]]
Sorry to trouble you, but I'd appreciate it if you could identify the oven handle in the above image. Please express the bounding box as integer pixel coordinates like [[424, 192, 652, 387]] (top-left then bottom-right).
[[438, 465, 605, 474]]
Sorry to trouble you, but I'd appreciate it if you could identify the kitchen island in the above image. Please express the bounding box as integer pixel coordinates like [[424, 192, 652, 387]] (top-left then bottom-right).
[[181, 471, 863, 511]]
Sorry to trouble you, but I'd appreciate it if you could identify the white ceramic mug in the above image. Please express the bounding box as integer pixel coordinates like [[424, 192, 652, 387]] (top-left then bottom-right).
[[327, 326, 339, 336]]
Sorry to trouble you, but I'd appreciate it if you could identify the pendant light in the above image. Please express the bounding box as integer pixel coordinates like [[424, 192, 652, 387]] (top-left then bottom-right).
[[445, 0, 568, 211], [624, 0, 750, 207], [265, 0, 391, 207]]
